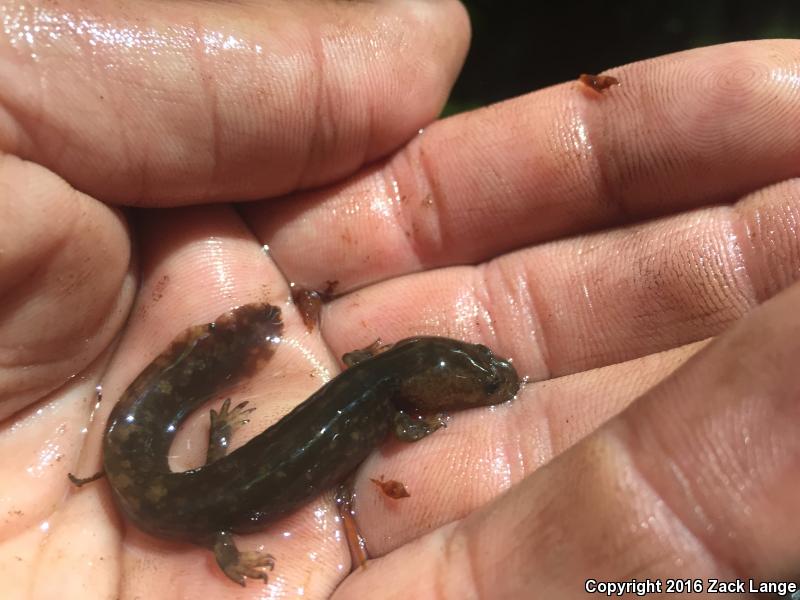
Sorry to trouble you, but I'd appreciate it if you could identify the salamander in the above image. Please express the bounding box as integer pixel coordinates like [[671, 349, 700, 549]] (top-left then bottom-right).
[[101, 303, 520, 585]]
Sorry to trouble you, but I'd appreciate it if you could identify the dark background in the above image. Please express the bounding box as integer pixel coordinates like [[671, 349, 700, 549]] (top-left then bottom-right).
[[447, 0, 800, 113]]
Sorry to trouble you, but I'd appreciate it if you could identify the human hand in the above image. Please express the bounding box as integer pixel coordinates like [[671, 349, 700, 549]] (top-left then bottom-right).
[[329, 39, 800, 598], [3, 13, 800, 600], [0, 0, 470, 597]]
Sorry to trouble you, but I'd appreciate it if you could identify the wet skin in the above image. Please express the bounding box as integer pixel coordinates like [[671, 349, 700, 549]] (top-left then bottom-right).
[[102, 303, 520, 585]]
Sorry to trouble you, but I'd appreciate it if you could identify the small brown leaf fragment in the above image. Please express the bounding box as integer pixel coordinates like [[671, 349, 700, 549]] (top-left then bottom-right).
[[291, 288, 323, 332], [370, 476, 410, 499], [291, 280, 340, 332], [578, 73, 619, 93]]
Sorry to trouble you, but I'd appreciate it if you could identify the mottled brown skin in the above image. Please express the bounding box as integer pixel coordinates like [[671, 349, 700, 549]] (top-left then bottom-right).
[[102, 303, 520, 585]]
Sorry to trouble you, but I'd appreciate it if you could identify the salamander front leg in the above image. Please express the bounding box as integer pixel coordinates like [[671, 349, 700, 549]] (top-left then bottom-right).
[[342, 339, 393, 367], [207, 402, 276, 586], [392, 411, 448, 442], [212, 531, 275, 587], [207, 398, 256, 464]]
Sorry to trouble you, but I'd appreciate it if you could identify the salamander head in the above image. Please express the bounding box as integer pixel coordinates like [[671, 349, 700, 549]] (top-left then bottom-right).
[[389, 337, 521, 412], [455, 341, 520, 406]]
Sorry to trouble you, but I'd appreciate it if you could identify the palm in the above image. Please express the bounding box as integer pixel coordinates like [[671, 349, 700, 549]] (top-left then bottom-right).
[[3, 4, 800, 598]]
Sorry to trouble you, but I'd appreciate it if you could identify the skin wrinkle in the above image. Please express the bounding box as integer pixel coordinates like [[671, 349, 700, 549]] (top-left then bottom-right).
[[393, 142, 443, 267], [0, 227, 128, 413], [110, 45, 148, 205], [751, 202, 789, 295], [359, 27, 377, 166], [16, 18, 52, 162], [615, 547, 668, 582], [2, 2, 470, 207], [42, 12, 101, 178], [570, 75, 631, 221], [499, 262, 545, 378], [194, 16, 223, 206], [565, 241, 607, 367], [610, 61, 672, 200], [535, 384, 563, 471], [81, 3, 119, 170], [0, 184, 78, 305], [610, 418, 745, 580], [469, 264, 495, 340], [4, 264, 131, 365], [553, 107, 600, 225], [431, 526, 455, 600], [380, 164, 424, 270], [359, 79, 374, 170], [489, 260, 553, 380], [0, 367, 69, 399], [704, 207, 757, 314], [732, 196, 775, 305], [583, 433, 717, 578], [744, 181, 800, 298], [2, 315, 102, 365], [514, 398, 540, 483], [679, 239, 730, 327], [93, 36, 129, 199], [480, 263, 511, 353], [412, 140, 448, 259], [507, 258, 554, 380], [0, 239, 59, 312], [350, 22, 382, 171], [501, 465, 575, 594], [599, 68, 658, 206], [299, 22, 329, 191], [449, 522, 482, 600], [526, 199, 777, 376], [719, 230, 756, 317]]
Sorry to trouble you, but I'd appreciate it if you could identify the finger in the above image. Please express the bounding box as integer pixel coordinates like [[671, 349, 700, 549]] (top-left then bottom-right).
[[0, 154, 134, 420], [322, 178, 800, 378], [335, 279, 800, 599], [249, 39, 800, 290], [0, 0, 469, 205], [351, 340, 705, 555]]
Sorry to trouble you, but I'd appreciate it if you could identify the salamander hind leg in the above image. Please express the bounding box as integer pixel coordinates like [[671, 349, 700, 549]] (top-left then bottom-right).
[[207, 398, 256, 464], [213, 531, 275, 586], [392, 411, 449, 442]]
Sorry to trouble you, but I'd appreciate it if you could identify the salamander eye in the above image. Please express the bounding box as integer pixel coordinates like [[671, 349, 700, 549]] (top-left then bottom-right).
[[484, 376, 500, 394]]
